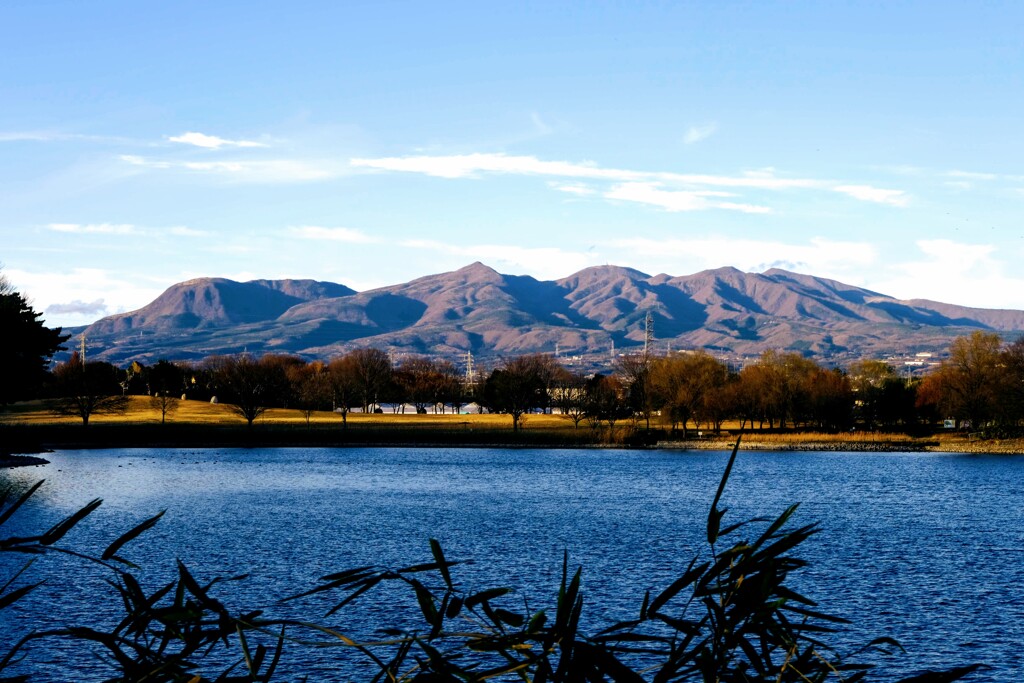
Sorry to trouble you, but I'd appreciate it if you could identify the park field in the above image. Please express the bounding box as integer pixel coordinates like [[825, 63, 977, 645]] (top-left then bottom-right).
[[2, 396, 1023, 454]]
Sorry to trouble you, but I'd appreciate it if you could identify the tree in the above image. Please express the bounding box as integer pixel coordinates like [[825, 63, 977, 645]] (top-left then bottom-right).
[[149, 390, 179, 424], [145, 359, 186, 425], [616, 353, 652, 429], [211, 354, 289, 427], [0, 271, 67, 404], [649, 351, 730, 438], [51, 353, 130, 426], [849, 360, 917, 429], [289, 360, 332, 424], [806, 367, 853, 431], [482, 355, 552, 432], [584, 373, 629, 440], [328, 354, 359, 428], [347, 348, 392, 412], [551, 368, 589, 431], [997, 337, 1024, 427], [920, 332, 1003, 430]]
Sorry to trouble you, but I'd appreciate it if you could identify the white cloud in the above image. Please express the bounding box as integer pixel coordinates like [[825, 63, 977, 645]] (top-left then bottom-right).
[[350, 152, 820, 189], [605, 182, 771, 214], [168, 131, 268, 149], [874, 239, 1024, 309], [168, 226, 209, 237], [6, 267, 162, 326], [351, 152, 915, 214], [290, 226, 379, 243], [606, 236, 878, 282], [120, 154, 342, 183], [683, 122, 718, 144], [549, 182, 597, 196], [832, 184, 909, 207], [48, 222, 136, 235]]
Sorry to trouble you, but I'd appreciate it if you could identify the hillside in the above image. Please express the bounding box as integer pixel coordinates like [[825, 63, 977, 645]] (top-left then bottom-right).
[[74, 263, 1024, 366]]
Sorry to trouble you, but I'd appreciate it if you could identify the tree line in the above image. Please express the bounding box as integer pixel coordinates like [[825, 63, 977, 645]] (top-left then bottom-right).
[[3, 272, 1023, 435], [19, 330, 1024, 437]]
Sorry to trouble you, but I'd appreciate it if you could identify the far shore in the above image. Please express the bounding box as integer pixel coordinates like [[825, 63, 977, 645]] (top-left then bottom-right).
[[3, 397, 1023, 464]]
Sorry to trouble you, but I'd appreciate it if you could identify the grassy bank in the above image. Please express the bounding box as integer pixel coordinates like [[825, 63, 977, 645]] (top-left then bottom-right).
[[2, 397, 1023, 454]]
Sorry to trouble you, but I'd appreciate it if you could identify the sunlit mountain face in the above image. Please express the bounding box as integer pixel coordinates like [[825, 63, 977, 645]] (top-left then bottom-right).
[[73, 263, 1024, 366]]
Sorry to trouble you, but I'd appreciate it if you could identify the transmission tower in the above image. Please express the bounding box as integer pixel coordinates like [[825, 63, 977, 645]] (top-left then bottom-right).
[[464, 350, 475, 386], [643, 312, 654, 359]]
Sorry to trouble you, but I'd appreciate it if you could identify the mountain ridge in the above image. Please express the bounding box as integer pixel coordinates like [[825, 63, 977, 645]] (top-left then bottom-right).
[[74, 264, 1024, 365]]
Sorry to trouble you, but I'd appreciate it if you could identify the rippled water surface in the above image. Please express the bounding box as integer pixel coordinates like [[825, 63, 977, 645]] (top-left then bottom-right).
[[2, 447, 1022, 681]]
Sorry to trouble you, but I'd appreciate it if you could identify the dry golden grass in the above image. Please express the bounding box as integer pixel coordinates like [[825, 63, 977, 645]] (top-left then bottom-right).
[[1, 397, 578, 432], [8, 400, 1024, 452]]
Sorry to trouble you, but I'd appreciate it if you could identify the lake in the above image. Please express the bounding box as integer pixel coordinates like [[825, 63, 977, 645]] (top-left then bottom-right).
[[2, 447, 1022, 681]]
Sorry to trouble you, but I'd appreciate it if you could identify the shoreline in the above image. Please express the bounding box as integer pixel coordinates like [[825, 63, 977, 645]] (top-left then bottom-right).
[[3, 426, 1023, 465]]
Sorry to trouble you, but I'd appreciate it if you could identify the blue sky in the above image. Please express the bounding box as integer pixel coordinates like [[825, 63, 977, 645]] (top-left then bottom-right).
[[3, 0, 1024, 327]]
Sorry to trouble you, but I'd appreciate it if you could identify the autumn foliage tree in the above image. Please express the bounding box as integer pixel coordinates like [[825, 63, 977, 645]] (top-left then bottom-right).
[[650, 351, 730, 437], [917, 331, 1006, 431]]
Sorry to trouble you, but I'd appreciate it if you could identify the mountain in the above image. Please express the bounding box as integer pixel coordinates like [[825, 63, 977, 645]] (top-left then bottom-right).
[[75, 264, 1024, 366]]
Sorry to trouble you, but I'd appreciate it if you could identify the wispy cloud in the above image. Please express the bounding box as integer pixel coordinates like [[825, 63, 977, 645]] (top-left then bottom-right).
[[832, 184, 909, 206], [549, 182, 597, 196], [169, 226, 209, 237], [530, 112, 553, 136], [120, 154, 343, 183], [351, 152, 907, 213], [0, 131, 130, 144], [683, 122, 718, 144], [945, 170, 999, 181], [48, 222, 137, 234], [350, 152, 818, 188], [605, 182, 771, 213], [167, 131, 268, 149], [46, 299, 108, 316], [290, 226, 379, 243]]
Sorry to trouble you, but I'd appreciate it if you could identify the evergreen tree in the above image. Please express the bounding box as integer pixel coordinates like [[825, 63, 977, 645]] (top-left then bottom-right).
[[0, 271, 68, 404]]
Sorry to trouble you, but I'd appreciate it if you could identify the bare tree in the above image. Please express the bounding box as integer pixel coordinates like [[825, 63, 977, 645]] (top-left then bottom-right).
[[347, 348, 393, 412], [211, 354, 289, 427], [616, 353, 652, 429], [552, 368, 588, 431], [51, 353, 130, 426], [328, 355, 359, 429], [290, 360, 332, 425], [149, 390, 179, 424]]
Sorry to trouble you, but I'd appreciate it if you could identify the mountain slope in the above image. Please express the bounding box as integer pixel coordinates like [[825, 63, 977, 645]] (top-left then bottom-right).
[[85, 278, 355, 336], [76, 264, 1024, 365]]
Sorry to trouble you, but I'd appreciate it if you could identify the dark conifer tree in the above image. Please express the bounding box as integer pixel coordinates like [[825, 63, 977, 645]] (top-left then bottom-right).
[[0, 272, 68, 404]]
